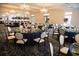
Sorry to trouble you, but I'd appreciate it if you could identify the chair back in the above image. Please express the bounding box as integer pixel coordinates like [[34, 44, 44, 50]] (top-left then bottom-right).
[[59, 35, 64, 46], [54, 28, 59, 35], [15, 33, 23, 40], [8, 27, 11, 32], [41, 32, 48, 39], [75, 34, 79, 43], [48, 28, 54, 35], [59, 29, 64, 35]]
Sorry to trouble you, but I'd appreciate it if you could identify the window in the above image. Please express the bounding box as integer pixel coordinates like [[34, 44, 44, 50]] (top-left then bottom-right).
[[63, 12, 72, 26]]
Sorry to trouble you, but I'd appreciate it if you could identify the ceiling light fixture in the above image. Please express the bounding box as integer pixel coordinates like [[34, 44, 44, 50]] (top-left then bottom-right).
[[9, 10, 15, 13], [41, 8, 48, 13]]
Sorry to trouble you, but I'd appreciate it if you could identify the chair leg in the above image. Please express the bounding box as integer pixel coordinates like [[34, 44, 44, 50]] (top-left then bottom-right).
[[49, 42, 53, 56]]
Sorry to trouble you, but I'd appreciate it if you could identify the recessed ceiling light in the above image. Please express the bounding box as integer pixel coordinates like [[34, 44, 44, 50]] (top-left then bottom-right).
[[40, 8, 48, 13], [9, 10, 15, 13], [25, 11, 30, 15], [31, 15, 35, 16], [20, 4, 30, 10], [43, 13, 49, 16]]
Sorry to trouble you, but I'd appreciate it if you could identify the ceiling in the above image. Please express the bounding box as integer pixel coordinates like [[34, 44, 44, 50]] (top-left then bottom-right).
[[0, 3, 79, 14], [64, 3, 79, 8]]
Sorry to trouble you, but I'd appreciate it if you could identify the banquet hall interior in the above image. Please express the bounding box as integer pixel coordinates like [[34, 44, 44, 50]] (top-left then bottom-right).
[[0, 3, 79, 56]]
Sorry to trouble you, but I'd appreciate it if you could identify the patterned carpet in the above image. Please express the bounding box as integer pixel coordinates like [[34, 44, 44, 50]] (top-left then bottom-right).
[[0, 40, 50, 56]]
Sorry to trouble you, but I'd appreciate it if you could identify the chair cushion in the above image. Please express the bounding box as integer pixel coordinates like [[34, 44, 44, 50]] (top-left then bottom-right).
[[54, 32, 59, 35], [9, 33, 14, 36], [39, 39, 45, 43], [8, 36, 15, 40], [34, 38, 40, 42], [23, 39, 28, 42], [60, 47, 69, 54], [16, 40, 24, 44]]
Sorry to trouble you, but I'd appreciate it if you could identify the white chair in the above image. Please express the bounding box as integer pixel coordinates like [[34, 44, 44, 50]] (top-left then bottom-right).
[[59, 35, 64, 46], [9, 33, 15, 36], [75, 34, 79, 43], [8, 36, 15, 40], [53, 28, 59, 35], [41, 32, 48, 39], [8, 27, 11, 32], [48, 28, 54, 36], [34, 32, 48, 43], [15, 33, 23, 40], [7, 27, 15, 40], [39, 38, 45, 43], [60, 47, 69, 54], [59, 35, 69, 55], [34, 38, 45, 43], [34, 38, 40, 43], [60, 34, 79, 55], [23, 39, 28, 43], [59, 33, 79, 55], [15, 33, 24, 44], [16, 40, 24, 44]]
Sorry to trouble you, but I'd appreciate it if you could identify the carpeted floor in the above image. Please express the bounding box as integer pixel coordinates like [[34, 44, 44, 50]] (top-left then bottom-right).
[[0, 40, 51, 56]]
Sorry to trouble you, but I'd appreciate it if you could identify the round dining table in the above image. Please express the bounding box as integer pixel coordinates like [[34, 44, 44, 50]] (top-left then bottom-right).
[[64, 30, 79, 43], [16, 31, 42, 41]]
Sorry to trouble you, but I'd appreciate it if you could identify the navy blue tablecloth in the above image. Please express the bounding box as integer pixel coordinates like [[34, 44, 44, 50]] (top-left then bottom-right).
[[22, 31, 42, 41], [64, 31, 79, 43], [65, 31, 79, 36]]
